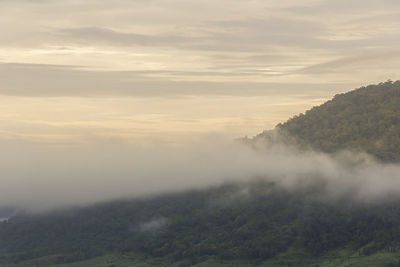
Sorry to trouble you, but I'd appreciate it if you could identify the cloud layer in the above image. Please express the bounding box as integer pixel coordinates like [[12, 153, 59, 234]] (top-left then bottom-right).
[[2, 137, 400, 211], [1, 0, 400, 97]]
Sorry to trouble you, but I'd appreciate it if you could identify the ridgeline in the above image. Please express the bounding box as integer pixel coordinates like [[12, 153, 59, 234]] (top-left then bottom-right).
[[257, 80, 400, 162]]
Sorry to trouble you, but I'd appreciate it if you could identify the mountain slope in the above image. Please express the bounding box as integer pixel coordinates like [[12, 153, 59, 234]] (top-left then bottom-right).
[[2, 182, 400, 266], [257, 80, 400, 161]]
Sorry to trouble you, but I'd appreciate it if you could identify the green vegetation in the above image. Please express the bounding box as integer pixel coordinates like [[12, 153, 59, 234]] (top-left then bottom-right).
[[257, 80, 400, 162], [2, 81, 400, 266], [2, 182, 400, 266], [6, 249, 400, 267]]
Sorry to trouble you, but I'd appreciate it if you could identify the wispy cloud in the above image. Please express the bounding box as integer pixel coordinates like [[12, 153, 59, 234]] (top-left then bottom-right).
[[0, 63, 350, 97]]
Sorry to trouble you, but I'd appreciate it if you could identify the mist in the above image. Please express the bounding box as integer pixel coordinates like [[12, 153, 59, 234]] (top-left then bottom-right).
[[1, 134, 400, 212]]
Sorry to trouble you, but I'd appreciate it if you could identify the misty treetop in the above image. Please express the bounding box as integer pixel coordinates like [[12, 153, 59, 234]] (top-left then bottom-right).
[[256, 80, 400, 162], [3, 181, 400, 266]]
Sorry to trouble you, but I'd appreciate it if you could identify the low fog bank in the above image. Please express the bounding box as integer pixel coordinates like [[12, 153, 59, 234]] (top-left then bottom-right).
[[1, 135, 400, 211]]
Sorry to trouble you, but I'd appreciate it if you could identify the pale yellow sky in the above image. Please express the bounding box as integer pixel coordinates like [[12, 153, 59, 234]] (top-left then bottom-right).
[[0, 95, 328, 144], [1, 0, 400, 144]]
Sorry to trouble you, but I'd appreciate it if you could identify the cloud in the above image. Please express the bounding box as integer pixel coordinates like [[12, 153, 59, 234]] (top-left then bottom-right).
[[137, 217, 169, 232], [1, 0, 400, 90], [281, 0, 400, 16], [2, 135, 400, 212], [298, 51, 400, 75], [0, 62, 351, 97], [58, 16, 329, 52], [57, 18, 375, 53], [59, 27, 198, 48]]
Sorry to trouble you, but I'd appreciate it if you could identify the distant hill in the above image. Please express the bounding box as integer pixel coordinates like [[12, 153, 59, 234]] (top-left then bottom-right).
[[256, 80, 400, 161]]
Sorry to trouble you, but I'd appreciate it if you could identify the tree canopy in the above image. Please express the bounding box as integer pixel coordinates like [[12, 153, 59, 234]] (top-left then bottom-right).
[[257, 80, 400, 162]]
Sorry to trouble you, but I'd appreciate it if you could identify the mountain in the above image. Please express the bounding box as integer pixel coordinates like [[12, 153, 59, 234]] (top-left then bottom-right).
[[2, 81, 400, 267], [256, 80, 400, 162]]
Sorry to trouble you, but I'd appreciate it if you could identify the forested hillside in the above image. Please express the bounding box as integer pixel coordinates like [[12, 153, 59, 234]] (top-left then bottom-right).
[[2, 81, 400, 266], [2, 182, 400, 266], [258, 80, 400, 162]]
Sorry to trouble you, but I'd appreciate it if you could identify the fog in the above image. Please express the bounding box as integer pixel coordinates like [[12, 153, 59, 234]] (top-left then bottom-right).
[[1, 135, 400, 211], [137, 217, 169, 233]]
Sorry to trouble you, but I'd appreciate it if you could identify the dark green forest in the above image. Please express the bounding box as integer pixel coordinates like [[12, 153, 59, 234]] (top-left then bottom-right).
[[2, 81, 400, 266], [257, 80, 400, 162], [3, 182, 400, 266]]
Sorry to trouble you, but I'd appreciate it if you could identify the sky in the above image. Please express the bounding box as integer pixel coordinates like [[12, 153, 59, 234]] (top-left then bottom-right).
[[2, 0, 400, 144], [1, 0, 400, 210]]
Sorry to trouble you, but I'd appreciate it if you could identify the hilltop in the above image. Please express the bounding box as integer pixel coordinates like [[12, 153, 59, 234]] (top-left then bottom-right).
[[256, 80, 400, 161]]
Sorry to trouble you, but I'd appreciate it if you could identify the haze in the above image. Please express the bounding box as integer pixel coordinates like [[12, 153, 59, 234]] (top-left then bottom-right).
[[2, 0, 400, 210], [2, 138, 400, 211]]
